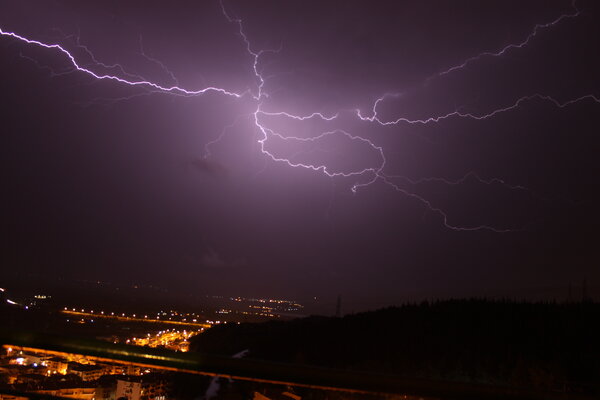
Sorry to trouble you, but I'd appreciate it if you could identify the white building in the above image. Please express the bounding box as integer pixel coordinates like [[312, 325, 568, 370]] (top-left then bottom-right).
[[116, 378, 142, 400]]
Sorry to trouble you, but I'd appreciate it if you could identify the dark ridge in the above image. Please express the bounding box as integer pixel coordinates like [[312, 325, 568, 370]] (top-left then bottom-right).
[[190, 299, 600, 393]]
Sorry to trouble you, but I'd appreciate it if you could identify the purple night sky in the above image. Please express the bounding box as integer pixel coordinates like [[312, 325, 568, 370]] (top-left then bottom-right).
[[1, 0, 599, 309]]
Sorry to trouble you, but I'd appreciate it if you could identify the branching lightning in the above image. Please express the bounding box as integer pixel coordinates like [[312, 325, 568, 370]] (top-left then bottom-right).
[[0, 0, 597, 232], [356, 93, 600, 126], [0, 27, 245, 98], [138, 35, 182, 87], [385, 172, 529, 192], [433, 0, 580, 78]]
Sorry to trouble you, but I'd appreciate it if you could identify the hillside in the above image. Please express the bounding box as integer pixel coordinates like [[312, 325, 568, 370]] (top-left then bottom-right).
[[190, 300, 600, 393]]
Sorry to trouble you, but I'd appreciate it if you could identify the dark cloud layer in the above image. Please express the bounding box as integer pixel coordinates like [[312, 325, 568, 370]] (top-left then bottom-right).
[[0, 0, 599, 310]]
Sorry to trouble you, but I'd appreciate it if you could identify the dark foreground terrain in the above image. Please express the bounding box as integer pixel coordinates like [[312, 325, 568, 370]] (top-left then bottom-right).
[[191, 299, 600, 395]]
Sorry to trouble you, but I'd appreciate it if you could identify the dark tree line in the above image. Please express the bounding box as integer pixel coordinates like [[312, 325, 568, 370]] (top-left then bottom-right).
[[190, 299, 600, 394]]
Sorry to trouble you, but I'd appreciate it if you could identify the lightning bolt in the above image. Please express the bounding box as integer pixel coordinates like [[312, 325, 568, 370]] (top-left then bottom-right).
[[0, 27, 245, 98], [356, 93, 600, 125], [138, 34, 182, 87], [0, 0, 597, 232], [203, 113, 252, 160], [385, 172, 529, 193], [433, 0, 580, 78]]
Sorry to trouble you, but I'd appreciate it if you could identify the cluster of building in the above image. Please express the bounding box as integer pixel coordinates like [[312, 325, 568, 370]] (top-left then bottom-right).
[[0, 347, 168, 400], [229, 297, 304, 312], [214, 297, 305, 319], [126, 329, 200, 352]]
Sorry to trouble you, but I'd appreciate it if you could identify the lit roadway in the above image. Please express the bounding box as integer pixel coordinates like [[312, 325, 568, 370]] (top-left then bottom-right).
[[131, 329, 196, 352], [61, 310, 211, 329]]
